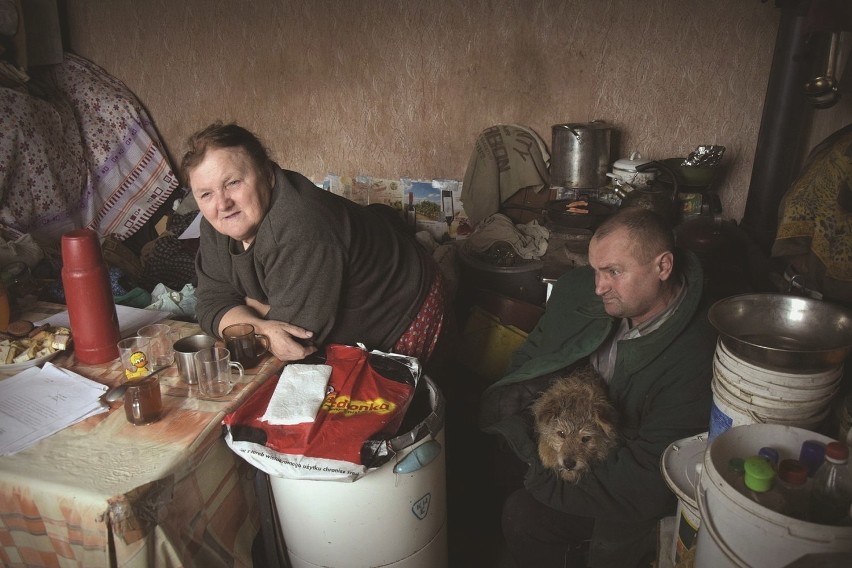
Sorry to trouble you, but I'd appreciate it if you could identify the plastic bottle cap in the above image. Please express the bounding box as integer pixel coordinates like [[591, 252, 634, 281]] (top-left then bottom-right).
[[825, 441, 849, 463], [759, 446, 780, 466], [799, 440, 827, 476], [744, 456, 776, 493], [778, 459, 808, 486], [728, 457, 745, 474]]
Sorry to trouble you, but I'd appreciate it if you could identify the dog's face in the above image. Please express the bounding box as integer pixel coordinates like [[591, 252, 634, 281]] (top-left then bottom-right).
[[531, 374, 618, 484]]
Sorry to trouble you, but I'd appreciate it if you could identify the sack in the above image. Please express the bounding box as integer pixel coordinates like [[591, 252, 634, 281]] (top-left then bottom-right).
[[223, 344, 421, 482]]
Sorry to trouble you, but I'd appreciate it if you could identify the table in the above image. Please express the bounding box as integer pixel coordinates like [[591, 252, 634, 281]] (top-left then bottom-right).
[[0, 303, 283, 567]]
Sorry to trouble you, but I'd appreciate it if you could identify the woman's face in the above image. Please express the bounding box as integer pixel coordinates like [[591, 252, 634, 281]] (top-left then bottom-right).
[[189, 146, 273, 247]]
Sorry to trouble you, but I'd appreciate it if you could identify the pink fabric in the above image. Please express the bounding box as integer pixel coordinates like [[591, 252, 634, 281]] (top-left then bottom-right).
[[392, 254, 448, 363]]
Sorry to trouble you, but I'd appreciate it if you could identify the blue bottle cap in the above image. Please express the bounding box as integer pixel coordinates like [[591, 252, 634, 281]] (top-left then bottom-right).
[[759, 446, 780, 466], [799, 440, 826, 477]]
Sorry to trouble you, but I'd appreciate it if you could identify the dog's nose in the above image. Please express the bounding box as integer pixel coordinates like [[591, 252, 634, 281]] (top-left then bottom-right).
[[563, 458, 577, 470]]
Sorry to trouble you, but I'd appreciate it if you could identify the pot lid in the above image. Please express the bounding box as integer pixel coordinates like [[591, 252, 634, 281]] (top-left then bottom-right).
[[613, 151, 652, 172]]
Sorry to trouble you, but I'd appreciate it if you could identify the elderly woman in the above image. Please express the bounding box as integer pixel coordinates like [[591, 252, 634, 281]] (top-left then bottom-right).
[[183, 122, 447, 364]]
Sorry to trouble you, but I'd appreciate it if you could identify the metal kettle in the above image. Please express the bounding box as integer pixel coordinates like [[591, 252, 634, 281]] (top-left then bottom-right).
[[617, 160, 679, 225]]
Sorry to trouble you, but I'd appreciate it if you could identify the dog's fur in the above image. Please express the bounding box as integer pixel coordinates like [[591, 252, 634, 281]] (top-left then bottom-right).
[[530, 366, 619, 483]]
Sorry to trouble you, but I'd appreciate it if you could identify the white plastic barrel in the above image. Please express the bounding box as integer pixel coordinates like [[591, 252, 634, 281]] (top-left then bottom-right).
[[695, 423, 852, 568], [269, 376, 447, 568], [708, 340, 843, 440]]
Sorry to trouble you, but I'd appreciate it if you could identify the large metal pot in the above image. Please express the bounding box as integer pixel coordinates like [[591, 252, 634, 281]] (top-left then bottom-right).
[[550, 121, 612, 190], [458, 247, 547, 306], [707, 293, 852, 372]]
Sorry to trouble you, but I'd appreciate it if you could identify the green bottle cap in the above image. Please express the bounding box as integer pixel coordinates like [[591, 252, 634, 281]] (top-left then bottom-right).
[[744, 456, 776, 493]]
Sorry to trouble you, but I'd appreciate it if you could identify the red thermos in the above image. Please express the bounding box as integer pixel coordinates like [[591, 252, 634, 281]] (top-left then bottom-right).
[[60, 229, 121, 364]]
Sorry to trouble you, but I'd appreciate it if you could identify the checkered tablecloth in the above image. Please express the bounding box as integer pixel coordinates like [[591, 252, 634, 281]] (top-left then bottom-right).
[[0, 304, 280, 567]]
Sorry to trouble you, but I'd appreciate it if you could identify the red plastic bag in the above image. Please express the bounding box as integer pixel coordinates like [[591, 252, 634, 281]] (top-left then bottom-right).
[[223, 344, 420, 481]]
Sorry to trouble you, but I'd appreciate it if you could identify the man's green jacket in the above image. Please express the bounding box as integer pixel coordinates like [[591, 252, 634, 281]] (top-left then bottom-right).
[[479, 249, 717, 566]]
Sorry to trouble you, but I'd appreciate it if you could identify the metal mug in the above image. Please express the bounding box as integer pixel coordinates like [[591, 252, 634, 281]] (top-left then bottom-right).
[[173, 334, 216, 385]]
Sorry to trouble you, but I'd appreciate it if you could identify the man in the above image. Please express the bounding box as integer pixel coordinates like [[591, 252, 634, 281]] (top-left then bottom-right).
[[479, 206, 717, 567]]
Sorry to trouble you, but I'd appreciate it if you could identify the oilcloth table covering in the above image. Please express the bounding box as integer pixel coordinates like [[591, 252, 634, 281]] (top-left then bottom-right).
[[0, 302, 278, 568]]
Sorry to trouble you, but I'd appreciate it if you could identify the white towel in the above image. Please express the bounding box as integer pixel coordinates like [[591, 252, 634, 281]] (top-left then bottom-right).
[[260, 364, 332, 425]]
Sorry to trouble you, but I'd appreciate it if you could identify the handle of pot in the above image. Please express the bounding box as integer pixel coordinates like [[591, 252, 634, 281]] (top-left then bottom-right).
[[636, 160, 679, 202], [557, 124, 581, 138]]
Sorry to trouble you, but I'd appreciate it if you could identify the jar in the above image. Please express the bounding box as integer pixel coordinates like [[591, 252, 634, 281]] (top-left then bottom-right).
[[124, 374, 163, 425], [610, 151, 656, 188]]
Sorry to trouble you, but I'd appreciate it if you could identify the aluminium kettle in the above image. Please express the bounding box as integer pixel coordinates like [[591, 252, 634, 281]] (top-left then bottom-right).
[[617, 160, 679, 225]]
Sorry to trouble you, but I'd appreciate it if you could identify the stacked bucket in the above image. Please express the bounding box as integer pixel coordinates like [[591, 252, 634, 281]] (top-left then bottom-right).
[[708, 338, 844, 440]]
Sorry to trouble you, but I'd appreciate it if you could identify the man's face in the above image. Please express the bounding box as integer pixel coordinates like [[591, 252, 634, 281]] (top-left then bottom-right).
[[189, 146, 273, 246], [587, 226, 673, 326]]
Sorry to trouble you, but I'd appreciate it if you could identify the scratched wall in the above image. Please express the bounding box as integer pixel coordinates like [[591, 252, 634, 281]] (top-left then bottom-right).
[[62, 0, 851, 221]]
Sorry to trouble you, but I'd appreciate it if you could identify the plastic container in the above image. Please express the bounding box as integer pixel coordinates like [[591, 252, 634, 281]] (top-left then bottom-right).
[[707, 339, 841, 440], [695, 424, 852, 568], [269, 376, 447, 568], [777, 459, 809, 521], [661, 433, 707, 565], [809, 442, 852, 526], [459, 305, 529, 383], [60, 229, 121, 364]]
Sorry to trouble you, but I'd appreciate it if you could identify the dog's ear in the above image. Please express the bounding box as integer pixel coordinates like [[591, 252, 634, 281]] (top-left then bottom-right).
[[530, 394, 559, 427], [593, 398, 618, 439]]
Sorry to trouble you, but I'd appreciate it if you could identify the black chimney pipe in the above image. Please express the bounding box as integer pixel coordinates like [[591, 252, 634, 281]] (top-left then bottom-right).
[[740, 0, 815, 254]]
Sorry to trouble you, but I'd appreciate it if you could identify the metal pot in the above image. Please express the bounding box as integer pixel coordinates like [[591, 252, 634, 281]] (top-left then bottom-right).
[[458, 247, 547, 306], [707, 293, 852, 372], [550, 121, 612, 190]]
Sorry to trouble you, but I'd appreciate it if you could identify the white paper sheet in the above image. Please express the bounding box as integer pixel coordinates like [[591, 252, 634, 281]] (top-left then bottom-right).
[[0, 362, 109, 455], [35, 304, 172, 338], [178, 212, 202, 240]]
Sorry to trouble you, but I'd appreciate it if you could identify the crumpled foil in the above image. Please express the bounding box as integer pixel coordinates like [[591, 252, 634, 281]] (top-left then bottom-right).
[[682, 145, 725, 167]]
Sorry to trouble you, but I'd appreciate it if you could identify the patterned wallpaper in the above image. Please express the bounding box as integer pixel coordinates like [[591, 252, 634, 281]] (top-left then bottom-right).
[[62, 0, 851, 222]]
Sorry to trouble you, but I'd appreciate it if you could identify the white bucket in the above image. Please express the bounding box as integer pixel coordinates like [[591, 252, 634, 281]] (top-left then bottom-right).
[[708, 340, 841, 440], [661, 433, 708, 565], [269, 377, 447, 568], [715, 340, 843, 390], [709, 377, 831, 441], [695, 423, 852, 568]]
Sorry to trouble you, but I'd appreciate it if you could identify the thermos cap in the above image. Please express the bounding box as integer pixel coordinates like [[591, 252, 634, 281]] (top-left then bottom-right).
[[61, 229, 104, 271]]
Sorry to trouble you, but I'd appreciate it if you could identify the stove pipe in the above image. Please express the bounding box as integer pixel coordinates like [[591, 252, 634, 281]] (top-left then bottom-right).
[[741, 0, 815, 254]]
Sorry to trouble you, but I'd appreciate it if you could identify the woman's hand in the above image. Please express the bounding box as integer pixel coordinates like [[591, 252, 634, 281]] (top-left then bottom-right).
[[254, 320, 318, 363]]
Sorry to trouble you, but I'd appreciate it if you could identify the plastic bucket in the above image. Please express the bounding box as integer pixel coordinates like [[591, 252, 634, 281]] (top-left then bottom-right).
[[709, 377, 831, 441], [695, 424, 852, 567], [707, 340, 841, 440], [715, 340, 843, 390], [661, 433, 708, 565], [269, 376, 447, 568]]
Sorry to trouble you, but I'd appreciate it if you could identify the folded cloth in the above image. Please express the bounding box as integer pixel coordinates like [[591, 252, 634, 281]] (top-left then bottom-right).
[[462, 213, 550, 260], [260, 364, 332, 425]]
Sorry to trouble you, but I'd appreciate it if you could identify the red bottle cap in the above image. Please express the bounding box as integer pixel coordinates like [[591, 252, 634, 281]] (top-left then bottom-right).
[[778, 459, 808, 486], [825, 441, 849, 462]]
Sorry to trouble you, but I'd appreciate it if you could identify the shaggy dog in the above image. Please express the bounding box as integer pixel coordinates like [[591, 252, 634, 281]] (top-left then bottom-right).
[[531, 366, 619, 483]]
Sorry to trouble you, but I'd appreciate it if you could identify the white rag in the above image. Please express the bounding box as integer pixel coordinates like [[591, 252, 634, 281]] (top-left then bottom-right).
[[260, 364, 332, 425]]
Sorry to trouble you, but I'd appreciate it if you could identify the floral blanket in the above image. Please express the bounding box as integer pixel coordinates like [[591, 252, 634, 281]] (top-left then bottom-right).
[[0, 53, 177, 244]]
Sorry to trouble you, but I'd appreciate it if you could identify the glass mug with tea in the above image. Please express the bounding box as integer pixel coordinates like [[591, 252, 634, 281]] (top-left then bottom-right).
[[124, 373, 163, 425], [222, 323, 270, 368], [194, 346, 244, 398]]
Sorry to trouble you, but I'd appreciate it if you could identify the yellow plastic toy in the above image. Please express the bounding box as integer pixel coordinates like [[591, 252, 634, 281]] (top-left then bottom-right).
[[125, 350, 150, 380]]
